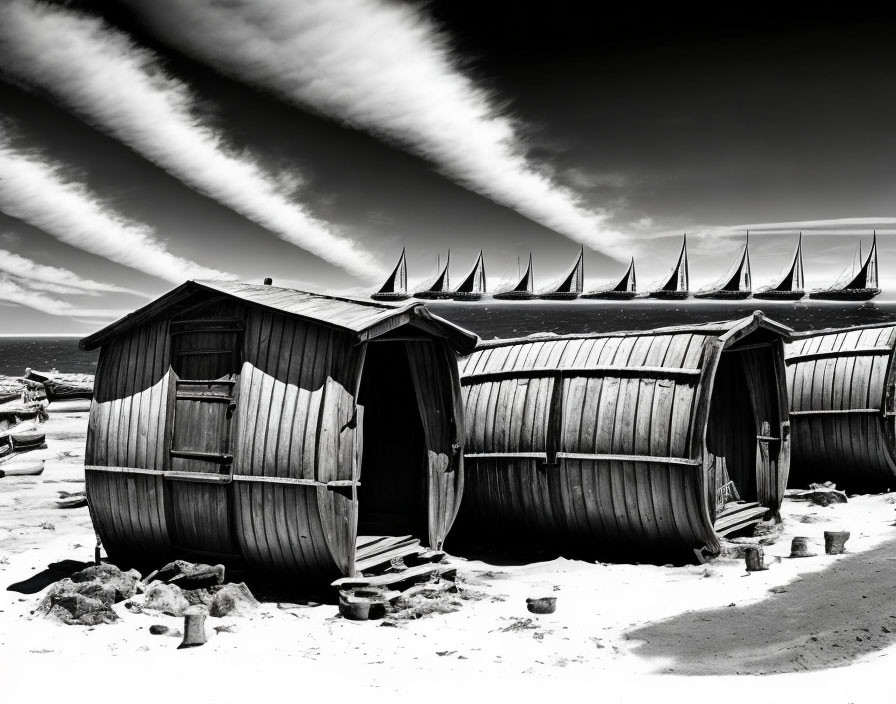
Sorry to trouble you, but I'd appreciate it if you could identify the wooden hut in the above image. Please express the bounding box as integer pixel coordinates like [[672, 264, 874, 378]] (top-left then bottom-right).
[[79, 280, 478, 584], [786, 322, 896, 491], [457, 312, 792, 561]]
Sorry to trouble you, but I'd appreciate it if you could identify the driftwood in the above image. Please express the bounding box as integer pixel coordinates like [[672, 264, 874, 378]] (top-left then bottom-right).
[[745, 546, 767, 571], [178, 608, 207, 648]]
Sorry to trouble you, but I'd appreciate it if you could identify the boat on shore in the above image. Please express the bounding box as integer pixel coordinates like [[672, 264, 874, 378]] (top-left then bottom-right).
[[809, 233, 881, 301], [493, 254, 536, 300], [371, 248, 410, 301], [413, 251, 453, 300], [695, 233, 752, 300], [754, 233, 806, 300], [648, 235, 690, 299], [452, 250, 487, 301], [538, 246, 584, 300], [0, 458, 45, 477], [24, 369, 93, 401], [582, 258, 637, 299]]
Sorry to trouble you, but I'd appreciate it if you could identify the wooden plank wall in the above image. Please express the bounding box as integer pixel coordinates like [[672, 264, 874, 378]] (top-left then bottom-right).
[[786, 325, 896, 489], [85, 317, 171, 565], [459, 332, 718, 555], [231, 309, 361, 581]]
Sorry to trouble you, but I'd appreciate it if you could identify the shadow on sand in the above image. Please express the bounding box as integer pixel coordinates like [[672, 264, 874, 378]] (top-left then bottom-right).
[[7, 559, 93, 594], [627, 535, 896, 674]]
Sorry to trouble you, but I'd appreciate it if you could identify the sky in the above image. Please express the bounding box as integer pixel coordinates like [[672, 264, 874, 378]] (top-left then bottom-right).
[[0, 2, 895, 333]]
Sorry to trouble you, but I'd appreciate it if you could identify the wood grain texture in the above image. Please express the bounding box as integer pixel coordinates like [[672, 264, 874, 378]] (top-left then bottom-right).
[[84, 287, 469, 584], [785, 324, 896, 490], [458, 314, 791, 559]]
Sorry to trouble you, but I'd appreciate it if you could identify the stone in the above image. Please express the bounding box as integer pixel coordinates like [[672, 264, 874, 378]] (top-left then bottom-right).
[[70, 564, 139, 602], [209, 582, 259, 617], [36, 583, 119, 626], [149, 624, 169, 635], [806, 489, 848, 506], [148, 560, 225, 590], [143, 583, 191, 617]]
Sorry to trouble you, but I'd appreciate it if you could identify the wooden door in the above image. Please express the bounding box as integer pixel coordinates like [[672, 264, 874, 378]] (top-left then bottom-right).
[[166, 377, 237, 556]]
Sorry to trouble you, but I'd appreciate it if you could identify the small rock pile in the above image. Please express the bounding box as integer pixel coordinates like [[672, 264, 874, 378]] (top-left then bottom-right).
[[36, 559, 259, 628]]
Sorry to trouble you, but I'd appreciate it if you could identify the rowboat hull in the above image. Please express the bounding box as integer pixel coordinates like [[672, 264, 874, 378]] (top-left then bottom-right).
[[647, 291, 690, 299], [370, 292, 411, 301], [753, 290, 806, 300], [538, 292, 581, 300], [413, 291, 453, 300], [10, 430, 46, 451], [0, 460, 45, 477], [809, 288, 881, 301], [492, 291, 537, 300], [694, 290, 752, 300], [452, 293, 485, 301], [581, 291, 638, 300]]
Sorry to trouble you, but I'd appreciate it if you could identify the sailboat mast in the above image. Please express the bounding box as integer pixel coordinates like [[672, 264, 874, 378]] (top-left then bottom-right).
[[681, 234, 690, 291], [744, 232, 751, 289]]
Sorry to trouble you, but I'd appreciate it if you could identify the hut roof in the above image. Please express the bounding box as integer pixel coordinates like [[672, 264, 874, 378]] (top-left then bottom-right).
[[471, 311, 793, 352], [80, 280, 479, 351]]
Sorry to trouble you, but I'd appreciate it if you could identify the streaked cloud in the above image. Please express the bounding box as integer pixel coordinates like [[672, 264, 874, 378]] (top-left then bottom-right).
[[0, 274, 124, 319], [0, 247, 145, 297], [116, 0, 630, 257], [0, 0, 383, 282], [0, 133, 231, 283]]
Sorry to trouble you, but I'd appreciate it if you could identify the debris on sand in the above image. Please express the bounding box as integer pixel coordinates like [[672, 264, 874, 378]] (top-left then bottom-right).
[[145, 560, 225, 590], [35, 564, 139, 625], [209, 583, 259, 617], [143, 582, 190, 617]]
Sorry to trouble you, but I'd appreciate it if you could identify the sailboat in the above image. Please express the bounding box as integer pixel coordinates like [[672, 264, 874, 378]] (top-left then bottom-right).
[[493, 253, 536, 300], [453, 250, 487, 300], [582, 258, 637, 299], [810, 232, 881, 301], [695, 233, 752, 299], [371, 247, 410, 301], [754, 233, 806, 300], [413, 250, 453, 299], [538, 246, 585, 300], [647, 235, 690, 299]]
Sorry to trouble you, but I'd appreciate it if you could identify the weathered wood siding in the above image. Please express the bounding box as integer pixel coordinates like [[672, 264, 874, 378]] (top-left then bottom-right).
[[85, 317, 172, 563], [459, 318, 791, 558], [231, 310, 362, 581], [460, 333, 717, 555], [786, 324, 896, 489]]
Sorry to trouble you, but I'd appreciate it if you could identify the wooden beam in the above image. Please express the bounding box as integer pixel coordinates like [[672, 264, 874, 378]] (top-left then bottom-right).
[[461, 365, 702, 386], [789, 408, 880, 416], [785, 346, 892, 364]]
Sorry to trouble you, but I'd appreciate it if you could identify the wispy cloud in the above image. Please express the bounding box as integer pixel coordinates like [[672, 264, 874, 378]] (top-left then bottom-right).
[[0, 246, 146, 297], [0, 133, 231, 283], [0, 0, 383, 282], [117, 0, 629, 257], [0, 274, 125, 319]]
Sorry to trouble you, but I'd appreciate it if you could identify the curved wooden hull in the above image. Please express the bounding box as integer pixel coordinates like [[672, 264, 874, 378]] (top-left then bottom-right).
[[786, 324, 896, 490], [808, 288, 881, 301], [0, 459, 44, 477], [43, 380, 93, 401], [581, 291, 638, 300], [371, 292, 411, 301], [413, 291, 453, 300], [538, 292, 581, 300], [694, 290, 752, 300], [452, 293, 485, 301], [458, 313, 791, 560], [647, 290, 690, 299], [753, 290, 805, 300], [492, 291, 536, 300]]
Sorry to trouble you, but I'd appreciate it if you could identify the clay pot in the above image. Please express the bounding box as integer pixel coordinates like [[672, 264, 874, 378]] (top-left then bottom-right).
[[526, 597, 557, 614]]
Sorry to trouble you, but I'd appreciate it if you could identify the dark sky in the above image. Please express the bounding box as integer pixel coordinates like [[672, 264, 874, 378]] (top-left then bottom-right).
[[1, 2, 895, 333]]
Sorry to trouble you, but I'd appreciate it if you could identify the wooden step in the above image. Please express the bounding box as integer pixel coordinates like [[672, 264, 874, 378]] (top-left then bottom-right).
[[333, 562, 456, 591], [354, 542, 426, 574], [355, 535, 415, 559], [715, 505, 769, 536]]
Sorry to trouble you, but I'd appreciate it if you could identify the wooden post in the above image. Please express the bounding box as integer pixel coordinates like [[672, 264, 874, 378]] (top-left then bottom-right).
[[178, 608, 207, 648], [790, 536, 815, 558], [745, 546, 766, 571], [824, 531, 850, 555]]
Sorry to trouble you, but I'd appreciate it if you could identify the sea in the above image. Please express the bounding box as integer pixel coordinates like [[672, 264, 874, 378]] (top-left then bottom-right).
[[2, 299, 895, 375]]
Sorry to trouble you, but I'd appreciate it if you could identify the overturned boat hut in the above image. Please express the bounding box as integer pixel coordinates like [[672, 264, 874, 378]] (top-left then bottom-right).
[[80, 280, 477, 584], [786, 322, 896, 490], [457, 312, 792, 561]]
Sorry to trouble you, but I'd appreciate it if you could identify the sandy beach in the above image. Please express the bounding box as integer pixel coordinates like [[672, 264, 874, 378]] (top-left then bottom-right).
[[1, 408, 895, 703]]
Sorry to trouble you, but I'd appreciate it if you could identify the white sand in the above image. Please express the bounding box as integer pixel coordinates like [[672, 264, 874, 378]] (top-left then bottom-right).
[[2, 410, 895, 703]]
